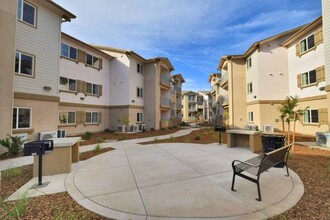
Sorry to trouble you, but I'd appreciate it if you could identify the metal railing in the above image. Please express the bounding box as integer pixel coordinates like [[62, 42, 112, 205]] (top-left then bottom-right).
[[221, 95, 229, 106], [160, 98, 170, 106], [221, 72, 228, 84], [161, 74, 171, 86]]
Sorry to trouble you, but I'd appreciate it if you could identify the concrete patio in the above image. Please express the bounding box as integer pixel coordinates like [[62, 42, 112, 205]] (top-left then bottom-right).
[[66, 142, 304, 220]]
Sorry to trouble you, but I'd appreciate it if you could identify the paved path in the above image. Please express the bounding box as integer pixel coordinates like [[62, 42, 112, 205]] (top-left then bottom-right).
[[66, 143, 304, 220], [0, 128, 199, 171]]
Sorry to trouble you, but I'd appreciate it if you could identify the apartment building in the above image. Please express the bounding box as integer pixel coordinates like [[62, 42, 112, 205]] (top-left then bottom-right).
[[59, 33, 112, 135], [217, 55, 246, 128], [244, 26, 303, 131], [182, 91, 210, 122], [208, 73, 222, 125], [282, 16, 328, 134], [0, 0, 75, 143], [171, 74, 185, 126], [322, 0, 330, 127]]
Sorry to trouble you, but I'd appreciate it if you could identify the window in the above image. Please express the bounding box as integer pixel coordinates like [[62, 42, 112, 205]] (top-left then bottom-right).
[[61, 43, 77, 60], [59, 77, 76, 92], [137, 64, 143, 74], [247, 57, 252, 68], [59, 111, 76, 125], [188, 95, 195, 101], [15, 51, 34, 76], [86, 83, 99, 95], [304, 109, 318, 124], [300, 34, 315, 53], [248, 111, 254, 122], [86, 53, 99, 68], [137, 113, 143, 122], [301, 69, 317, 86], [137, 87, 143, 98], [17, 0, 36, 26], [85, 112, 98, 124], [12, 108, 31, 129], [247, 82, 253, 94]]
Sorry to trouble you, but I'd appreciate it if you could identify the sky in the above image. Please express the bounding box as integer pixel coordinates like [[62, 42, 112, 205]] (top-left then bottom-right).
[[54, 0, 322, 91]]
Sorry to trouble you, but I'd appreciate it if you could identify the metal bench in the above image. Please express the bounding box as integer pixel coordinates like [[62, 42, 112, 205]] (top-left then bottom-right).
[[231, 144, 292, 201]]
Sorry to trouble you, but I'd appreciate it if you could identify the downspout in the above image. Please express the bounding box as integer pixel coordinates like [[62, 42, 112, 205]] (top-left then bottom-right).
[[230, 58, 234, 128]]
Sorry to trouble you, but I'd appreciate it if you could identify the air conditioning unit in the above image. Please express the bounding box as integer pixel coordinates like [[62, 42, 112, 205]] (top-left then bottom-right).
[[39, 131, 57, 140], [263, 125, 274, 133], [133, 125, 138, 132], [141, 124, 147, 131], [129, 125, 134, 132], [316, 132, 330, 147], [57, 129, 66, 138], [118, 125, 125, 132]]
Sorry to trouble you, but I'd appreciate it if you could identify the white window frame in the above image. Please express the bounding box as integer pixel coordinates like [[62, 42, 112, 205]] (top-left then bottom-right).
[[248, 111, 254, 122], [246, 57, 252, 69], [303, 109, 319, 124], [85, 112, 99, 124], [17, 0, 36, 27], [86, 53, 100, 68], [15, 51, 34, 77], [86, 83, 99, 95], [137, 112, 143, 122], [58, 111, 76, 125], [300, 33, 315, 53], [301, 69, 317, 86], [12, 107, 32, 129], [247, 82, 253, 94], [60, 43, 77, 60], [59, 77, 77, 92], [137, 87, 143, 98]]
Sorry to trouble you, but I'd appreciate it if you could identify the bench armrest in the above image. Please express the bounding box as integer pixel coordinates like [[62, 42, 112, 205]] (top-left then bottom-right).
[[232, 159, 261, 168]]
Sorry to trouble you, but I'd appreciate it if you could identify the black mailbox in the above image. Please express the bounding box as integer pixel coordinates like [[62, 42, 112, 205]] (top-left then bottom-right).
[[214, 126, 226, 132], [23, 140, 53, 156]]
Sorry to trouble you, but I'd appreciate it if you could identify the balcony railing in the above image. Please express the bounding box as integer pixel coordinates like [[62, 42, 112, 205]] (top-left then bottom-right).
[[160, 74, 171, 86], [221, 72, 228, 84], [160, 98, 170, 107], [175, 85, 182, 93], [221, 95, 229, 106], [176, 103, 182, 109]]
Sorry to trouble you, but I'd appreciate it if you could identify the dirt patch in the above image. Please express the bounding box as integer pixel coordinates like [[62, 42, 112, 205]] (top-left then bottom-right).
[[139, 128, 225, 145], [79, 147, 114, 161]]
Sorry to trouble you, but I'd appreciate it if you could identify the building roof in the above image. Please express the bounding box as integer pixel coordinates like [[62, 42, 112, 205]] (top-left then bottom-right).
[[172, 74, 185, 83], [281, 16, 322, 47], [198, 91, 210, 95], [217, 24, 306, 70], [146, 57, 175, 71], [208, 73, 221, 82], [62, 33, 113, 59], [182, 90, 197, 95], [45, 0, 76, 21]]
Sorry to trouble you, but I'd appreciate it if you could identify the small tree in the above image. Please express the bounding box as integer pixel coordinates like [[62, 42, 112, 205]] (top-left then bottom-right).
[[120, 115, 130, 132], [0, 135, 26, 156], [278, 96, 306, 144]]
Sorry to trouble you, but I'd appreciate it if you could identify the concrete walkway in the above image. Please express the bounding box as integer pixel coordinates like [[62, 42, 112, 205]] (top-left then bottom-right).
[[66, 143, 304, 220]]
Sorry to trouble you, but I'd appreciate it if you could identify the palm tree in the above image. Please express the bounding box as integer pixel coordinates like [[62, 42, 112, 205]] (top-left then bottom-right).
[[278, 96, 306, 144]]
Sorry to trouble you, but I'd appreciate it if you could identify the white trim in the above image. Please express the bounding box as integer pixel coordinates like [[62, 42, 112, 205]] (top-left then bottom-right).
[[299, 33, 315, 53], [15, 51, 34, 77], [58, 111, 76, 125], [85, 111, 99, 124], [18, 0, 37, 27], [13, 107, 32, 129]]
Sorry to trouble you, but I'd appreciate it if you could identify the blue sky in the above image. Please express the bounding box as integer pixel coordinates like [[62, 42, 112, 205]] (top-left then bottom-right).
[[54, 0, 321, 91]]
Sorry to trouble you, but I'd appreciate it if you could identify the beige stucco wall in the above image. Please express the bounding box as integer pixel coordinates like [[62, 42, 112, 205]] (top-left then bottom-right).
[[13, 98, 59, 140], [144, 63, 158, 129], [58, 105, 110, 136], [0, 0, 16, 153], [228, 58, 247, 128]]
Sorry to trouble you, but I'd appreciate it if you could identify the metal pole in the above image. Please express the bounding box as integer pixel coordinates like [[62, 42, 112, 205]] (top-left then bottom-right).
[[219, 132, 222, 145], [38, 154, 42, 186]]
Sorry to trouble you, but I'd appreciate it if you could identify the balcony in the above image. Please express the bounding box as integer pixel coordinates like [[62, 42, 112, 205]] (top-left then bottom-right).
[[175, 85, 182, 94], [220, 72, 228, 90], [160, 98, 171, 109], [160, 74, 171, 88], [197, 104, 204, 109], [221, 95, 229, 106], [176, 103, 182, 110]]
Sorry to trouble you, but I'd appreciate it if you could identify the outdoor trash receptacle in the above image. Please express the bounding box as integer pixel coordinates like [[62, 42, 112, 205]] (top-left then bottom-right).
[[261, 134, 286, 167]]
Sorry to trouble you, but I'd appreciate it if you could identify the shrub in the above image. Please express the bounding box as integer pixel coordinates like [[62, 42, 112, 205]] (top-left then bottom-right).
[[53, 209, 78, 220], [179, 121, 189, 126], [184, 138, 190, 143], [194, 135, 201, 141], [104, 128, 114, 133], [161, 128, 166, 131], [94, 144, 101, 152], [3, 166, 22, 178], [96, 137, 105, 143], [170, 136, 175, 142], [173, 126, 178, 128], [154, 138, 158, 142], [118, 136, 126, 141], [1, 191, 28, 219], [0, 135, 25, 156], [168, 126, 173, 129], [81, 132, 93, 140], [150, 128, 155, 131]]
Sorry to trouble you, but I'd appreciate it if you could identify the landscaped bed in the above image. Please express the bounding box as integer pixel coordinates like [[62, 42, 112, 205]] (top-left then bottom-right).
[[0, 129, 329, 219], [80, 127, 183, 146]]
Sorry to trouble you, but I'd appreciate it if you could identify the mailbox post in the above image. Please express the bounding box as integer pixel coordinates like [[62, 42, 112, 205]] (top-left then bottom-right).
[[24, 140, 53, 186], [214, 126, 226, 145]]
